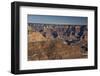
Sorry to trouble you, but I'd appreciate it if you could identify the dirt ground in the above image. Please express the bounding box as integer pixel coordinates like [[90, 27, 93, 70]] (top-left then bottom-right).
[[28, 38, 87, 61]]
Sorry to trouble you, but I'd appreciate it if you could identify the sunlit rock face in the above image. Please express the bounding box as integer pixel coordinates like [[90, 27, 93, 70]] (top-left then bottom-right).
[[28, 32, 47, 42], [28, 23, 88, 61]]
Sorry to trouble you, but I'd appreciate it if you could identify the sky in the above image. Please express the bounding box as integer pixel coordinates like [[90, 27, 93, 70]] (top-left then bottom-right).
[[28, 15, 88, 25]]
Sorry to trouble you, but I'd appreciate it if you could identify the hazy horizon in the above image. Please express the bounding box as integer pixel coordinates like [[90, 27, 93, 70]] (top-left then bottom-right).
[[28, 15, 88, 25]]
